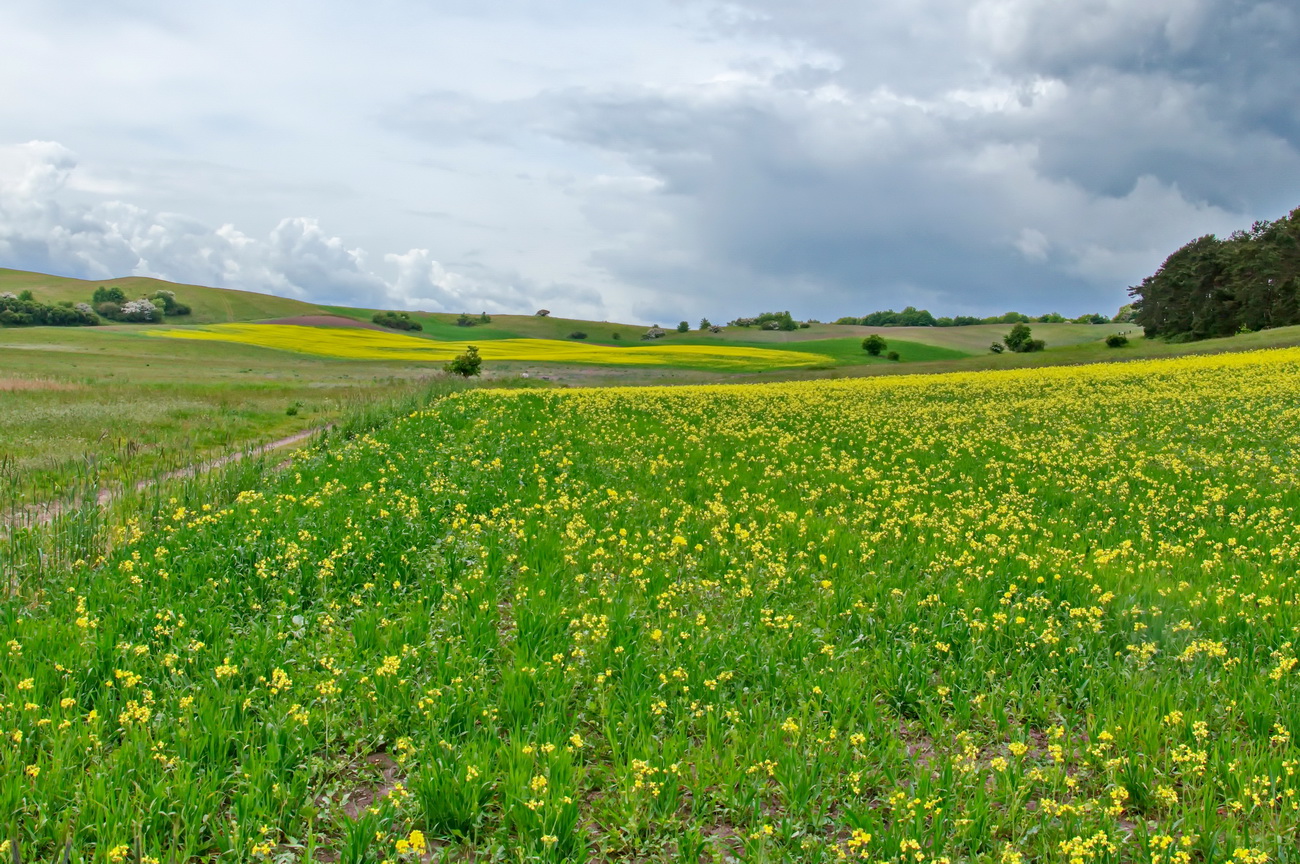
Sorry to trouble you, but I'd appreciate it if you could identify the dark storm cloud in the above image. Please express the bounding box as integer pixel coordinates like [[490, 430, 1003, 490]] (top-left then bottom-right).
[[539, 0, 1300, 317]]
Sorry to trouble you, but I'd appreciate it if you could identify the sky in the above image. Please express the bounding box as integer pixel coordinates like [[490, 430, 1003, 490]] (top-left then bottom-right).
[[1, 0, 1297, 323]]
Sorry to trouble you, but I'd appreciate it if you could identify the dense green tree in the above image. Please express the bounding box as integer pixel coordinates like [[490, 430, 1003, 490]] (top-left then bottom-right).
[[445, 344, 482, 377], [862, 334, 887, 356], [1131, 206, 1300, 340]]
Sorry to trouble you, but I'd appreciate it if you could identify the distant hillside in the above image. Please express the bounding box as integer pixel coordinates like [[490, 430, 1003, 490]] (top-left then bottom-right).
[[0, 268, 1134, 355], [0, 268, 329, 325]]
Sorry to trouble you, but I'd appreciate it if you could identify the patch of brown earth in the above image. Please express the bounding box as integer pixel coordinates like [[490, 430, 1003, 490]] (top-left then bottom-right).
[[260, 314, 389, 331], [0, 377, 80, 391]]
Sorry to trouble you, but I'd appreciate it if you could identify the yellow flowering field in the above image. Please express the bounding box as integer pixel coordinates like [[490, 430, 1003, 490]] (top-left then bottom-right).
[[4, 348, 1300, 862], [147, 323, 825, 371]]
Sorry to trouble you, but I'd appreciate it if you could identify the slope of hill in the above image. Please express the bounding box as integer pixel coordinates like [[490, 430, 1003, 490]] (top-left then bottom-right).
[[0, 268, 329, 324]]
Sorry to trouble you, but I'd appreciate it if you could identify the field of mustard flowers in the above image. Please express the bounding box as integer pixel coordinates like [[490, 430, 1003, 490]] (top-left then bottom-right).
[[148, 325, 826, 371], [4, 348, 1300, 863]]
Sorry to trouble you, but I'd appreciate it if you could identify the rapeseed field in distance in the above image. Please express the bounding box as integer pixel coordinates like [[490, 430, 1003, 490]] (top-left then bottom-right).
[[4, 348, 1300, 861], [148, 323, 827, 371]]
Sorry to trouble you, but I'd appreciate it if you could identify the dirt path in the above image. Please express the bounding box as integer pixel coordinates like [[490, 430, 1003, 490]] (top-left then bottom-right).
[[6, 425, 330, 530]]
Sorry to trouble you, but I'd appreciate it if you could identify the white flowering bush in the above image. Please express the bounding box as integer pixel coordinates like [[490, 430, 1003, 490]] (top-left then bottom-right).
[[118, 299, 158, 322]]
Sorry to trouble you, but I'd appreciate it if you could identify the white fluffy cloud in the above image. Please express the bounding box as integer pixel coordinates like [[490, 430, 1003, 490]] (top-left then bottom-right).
[[0, 141, 586, 315]]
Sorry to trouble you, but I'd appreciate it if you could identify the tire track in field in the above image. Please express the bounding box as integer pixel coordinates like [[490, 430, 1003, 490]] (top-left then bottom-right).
[[4, 425, 330, 530]]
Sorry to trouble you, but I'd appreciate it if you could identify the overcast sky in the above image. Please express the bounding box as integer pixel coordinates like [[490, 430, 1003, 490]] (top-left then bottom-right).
[[1, 0, 1296, 322]]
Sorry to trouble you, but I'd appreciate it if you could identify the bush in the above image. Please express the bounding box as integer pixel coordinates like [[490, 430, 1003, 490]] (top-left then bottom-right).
[[118, 299, 159, 322], [95, 302, 121, 319], [456, 313, 477, 327], [989, 342, 1005, 354], [612, 332, 620, 340], [1106, 333, 1129, 348], [729, 311, 797, 331], [699, 318, 712, 331], [677, 321, 689, 332], [92, 285, 126, 305], [568, 331, 588, 340], [0, 294, 99, 327], [445, 344, 482, 377], [479, 312, 491, 324], [148, 290, 190, 316], [886, 350, 901, 361], [373, 311, 423, 331], [862, 334, 887, 356], [1004, 323, 1044, 353]]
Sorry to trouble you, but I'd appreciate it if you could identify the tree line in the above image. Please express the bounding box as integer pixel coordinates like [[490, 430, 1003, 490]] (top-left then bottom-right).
[[1129, 206, 1300, 341], [835, 307, 1112, 327]]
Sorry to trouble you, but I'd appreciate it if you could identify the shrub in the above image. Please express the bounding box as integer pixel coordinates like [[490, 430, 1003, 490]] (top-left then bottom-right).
[[95, 302, 121, 319], [677, 321, 690, 332], [373, 311, 423, 331], [862, 334, 887, 356], [0, 294, 100, 327], [729, 311, 797, 331], [1004, 323, 1044, 353], [456, 313, 477, 327], [148, 290, 190, 316], [989, 342, 1005, 354], [699, 318, 712, 330], [886, 350, 901, 361], [569, 331, 588, 340], [445, 344, 482, 377], [1106, 333, 1129, 348], [118, 299, 159, 322], [479, 312, 491, 324], [92, 285, 126, 305], [612, 332, 620, 340]]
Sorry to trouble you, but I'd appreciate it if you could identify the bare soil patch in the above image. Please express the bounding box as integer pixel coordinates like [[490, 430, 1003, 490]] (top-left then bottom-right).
[[0, 377, 80, 391]]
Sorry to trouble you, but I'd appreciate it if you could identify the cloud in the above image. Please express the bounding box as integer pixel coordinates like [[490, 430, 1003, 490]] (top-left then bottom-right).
[[3, 1, 1295, 322], [0, 141, 587, 315]]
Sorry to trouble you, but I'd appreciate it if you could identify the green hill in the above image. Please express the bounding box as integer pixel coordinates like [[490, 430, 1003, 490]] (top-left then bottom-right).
[[0, 268, 329, 325]]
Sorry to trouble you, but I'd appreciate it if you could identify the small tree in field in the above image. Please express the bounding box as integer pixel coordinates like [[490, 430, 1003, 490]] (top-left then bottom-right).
[[445, 345, 482, 377], [862, 334, 887, 356], [677, 321, 690, 332], [1003, 323, 1045, 353]]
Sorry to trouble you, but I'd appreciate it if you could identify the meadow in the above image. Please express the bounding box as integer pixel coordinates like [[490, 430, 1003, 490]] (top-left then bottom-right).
[[4, 348, 1299, 862], [0, 326, 478, 514]]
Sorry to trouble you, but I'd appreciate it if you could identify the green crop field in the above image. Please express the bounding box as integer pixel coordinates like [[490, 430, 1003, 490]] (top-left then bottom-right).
[[4, 348, 1300, 862]]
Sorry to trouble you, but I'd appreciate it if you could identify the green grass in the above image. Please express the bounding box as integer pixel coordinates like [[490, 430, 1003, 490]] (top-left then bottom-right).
[[0, 326, 498, 511], [4, 348, 1300, 861]]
